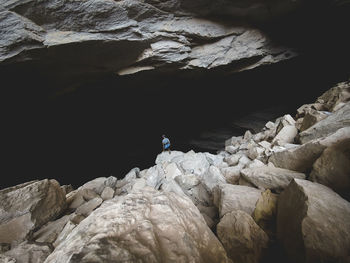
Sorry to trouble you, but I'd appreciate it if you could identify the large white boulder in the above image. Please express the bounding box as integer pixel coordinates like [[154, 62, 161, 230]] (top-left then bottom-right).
[[44, 187, 231, 263]]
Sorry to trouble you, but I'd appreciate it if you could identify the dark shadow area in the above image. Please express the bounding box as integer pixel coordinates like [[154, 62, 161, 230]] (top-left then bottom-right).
[[1, 52, 349, 189]]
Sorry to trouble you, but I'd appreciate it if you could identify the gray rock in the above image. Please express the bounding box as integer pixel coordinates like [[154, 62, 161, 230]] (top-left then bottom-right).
[[5, 241, 52, 263], [310, 139, 350, 200], [100, 187, 115, 201], [316, 80, 350, 112], [0, 179, 66, 245], [272, 125, 298, 146], [220, 165, 244, 184], [33, 214, 73, 243], [53, 220, 77, 248], [299, 109, 329, 132], [201, 166, 226, 192], [217, 210, 269, 263], [44, 187, 231, 263], [103, 176, 118, 189], [225, 153, 243, 166], [270, 127, 350, 172], [0, 255, 16, 263], [241, 166, 305, 193], [277, 179, 350, 263], [299, 102, 350, 144], [214, 184, 262, 218], [79, 177, 107, 195], [75, 197, 103, 217]]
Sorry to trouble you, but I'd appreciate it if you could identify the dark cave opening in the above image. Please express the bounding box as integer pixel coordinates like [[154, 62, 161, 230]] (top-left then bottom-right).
[[1, 52, 349, 189]]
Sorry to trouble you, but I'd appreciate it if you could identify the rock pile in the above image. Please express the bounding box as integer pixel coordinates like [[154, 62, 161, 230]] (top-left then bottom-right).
[[1, 80, 350, 263]]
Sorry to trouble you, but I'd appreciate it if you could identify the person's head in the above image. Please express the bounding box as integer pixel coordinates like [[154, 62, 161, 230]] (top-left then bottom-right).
[[162, 135, 166, 138]]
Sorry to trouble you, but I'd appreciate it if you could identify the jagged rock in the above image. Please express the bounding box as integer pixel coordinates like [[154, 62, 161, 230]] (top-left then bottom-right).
[[225, 145, 238, 154], [241, 166, 305, 193], [270, 127, 350, 172], [68, 188, 99, 210], [140, 164, 165, 190], [44, 187, 231, 263], [299, 102, 350, 144], [213, 184, 262, 218], [247, 145, 265, 159], [0, 255, 16, 263], [4, 241, 52, 263], [275, 114, 296, 134], [299, 109, 329, 132], [78, 177, 107, 195], [317, 80, 350, 112], [204, 152, 227, 168], [217, 210, 269, 263], [0, 179, 66, 245], [225, 136, 243, 147], [101, 187, 114, 201], [225, 153, 243, 166], [174, 174, 200, 190], [272, 125, 298, 146], [277, 179, 350, 263], [155, 151, 184, 164], [60, 185, 73, 195], [310, 139, 350, 200], [75, 197, 103, 217], [103, 176, 118, 189], [33, 214, 74, 243], [201, 166, 226, 192], [220, 165, 243, 184], [53, 221, 78, 248], [252, 189, 278, 237], [247, 159, 266, 169]]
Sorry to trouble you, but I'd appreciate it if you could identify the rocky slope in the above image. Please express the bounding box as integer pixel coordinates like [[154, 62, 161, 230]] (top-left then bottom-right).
[[1, 80, 349, 263]]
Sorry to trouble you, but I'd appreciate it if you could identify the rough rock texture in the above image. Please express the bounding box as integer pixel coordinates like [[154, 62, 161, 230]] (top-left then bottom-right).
[[214, 184, 262, 218], [310, 139, 350, 200], [252, 189, 278, 237], [0, 0, 297, 92], [217, 210, 269, 263], [0, 179, 66, 245], [241, 166, 305, 193], [277, 179, 350, 263], [299, 102, 350, 144], [4, 241, 52, 263], [269, 127, 350, 172], [44, 187, 231, 263]]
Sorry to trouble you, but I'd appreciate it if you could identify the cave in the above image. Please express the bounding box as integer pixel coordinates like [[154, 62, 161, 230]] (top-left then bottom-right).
[[1, 0, 350, 189]]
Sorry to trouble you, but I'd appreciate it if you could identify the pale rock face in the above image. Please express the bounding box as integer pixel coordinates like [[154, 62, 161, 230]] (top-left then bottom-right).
[[0, 179, 66, 245], [155, 151, 184, 164], [316, 80, 350, 112], [299, 102, 350, 144], [269, 127, 350, 172], [217, 210, 269, 263], [225, 145, 238, 154], [240, 166, 305, 193], [44, 187, 231, 263], [247, 159, 266, 169], [5, 241, 52, 263], [0, 255, 16, 263], [310, 139, 350, 200], [272, 125, 298, 146], [33, 214, 74, 243], [100, 187, 115, 200], [220, 165, 244, 184], [214, 184, 262, 218], [75, 197, 103, 217], [225, 153, 243, 166], [201, 165, 227, 192], [277, 179, 350, 263]]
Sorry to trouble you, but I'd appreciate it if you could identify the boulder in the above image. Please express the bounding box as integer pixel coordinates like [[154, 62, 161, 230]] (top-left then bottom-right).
[[217, 210, 269, 263], [241, 166, 305, 193], [213, 184, 262, 218], [0, 255, 16, 263], [310, 138, 350, 201], [201, 166, 226, 192], [277, 179, 350, 263], [220, 165, 244, 184], [252, 189, 278, 237], [78, 177, 107, 195], [299, 102, 350, 144], [0, 179, 66, 245], [44, 187, 231, 263], [155, 151, 184, 164], [225, 153, 243, 166], [33, 214, 74, 243], [272, 125, 298, 146], [4, 241, 52, 263], [100, 187, 114, 200], [317, 80, 350, 112], [75, 197, 103, 217], [53, 221, 78, 248], [299, 109, 329, 132], [270, 127, 350, 172]]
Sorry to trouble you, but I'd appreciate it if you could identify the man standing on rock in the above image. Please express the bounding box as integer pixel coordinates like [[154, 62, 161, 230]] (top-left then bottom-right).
[[162, 135, 171, 154]]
